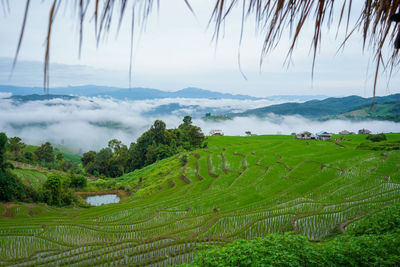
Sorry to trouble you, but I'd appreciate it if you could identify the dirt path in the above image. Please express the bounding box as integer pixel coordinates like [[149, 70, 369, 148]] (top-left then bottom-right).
[[180, 162, 192, 184], [1, 203, 16, 217], [227, 170, 245, 189], [23, 175, 32, 186], [12, 161, 99, 181]]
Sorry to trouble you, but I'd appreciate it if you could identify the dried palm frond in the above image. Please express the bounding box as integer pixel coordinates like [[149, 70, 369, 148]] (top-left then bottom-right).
[[6, 0, 400, 98], [210, 0, 400, 100]]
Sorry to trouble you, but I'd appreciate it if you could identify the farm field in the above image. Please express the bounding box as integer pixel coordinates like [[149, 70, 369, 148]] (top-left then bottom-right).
[[1, 134, 400, 266]]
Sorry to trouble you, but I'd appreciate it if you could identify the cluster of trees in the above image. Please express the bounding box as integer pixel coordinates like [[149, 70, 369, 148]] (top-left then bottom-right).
[[81, 117, 205, 178], [0, 132, 85, 205], [0, 133, 26, 201], [6, 137, 80, 173], [190, 204, 400, 266], [81, 139, 128, 178], [41, 173, 86, 206]]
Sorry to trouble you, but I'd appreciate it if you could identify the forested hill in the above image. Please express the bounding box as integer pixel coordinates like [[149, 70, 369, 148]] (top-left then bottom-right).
[[9, 94, 76, 102], [236, 93, 400, 119], [0, 85, 260, 100]]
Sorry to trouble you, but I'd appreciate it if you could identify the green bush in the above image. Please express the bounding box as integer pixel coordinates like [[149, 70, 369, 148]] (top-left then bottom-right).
[[366, 133, 387, 142], [70, 174, 87, 188], [188, 204, 400, 267], [357, 140, 400, 151]]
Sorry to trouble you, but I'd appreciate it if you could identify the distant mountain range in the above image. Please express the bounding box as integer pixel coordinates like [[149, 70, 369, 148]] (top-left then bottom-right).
[[2, 86, 399, 122], [0, 85, 327, 101], [8, 94, 76, 102], [235, 94, 400, 121]]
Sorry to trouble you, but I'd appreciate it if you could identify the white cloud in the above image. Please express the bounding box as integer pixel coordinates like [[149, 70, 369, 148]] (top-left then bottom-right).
[[195, 115, 400, 137], [0, 96, 399, 152], [0, 92, 12, 98]]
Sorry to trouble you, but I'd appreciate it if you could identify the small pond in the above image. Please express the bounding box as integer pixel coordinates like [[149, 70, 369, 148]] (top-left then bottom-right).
[[85, 194, 120, 206]]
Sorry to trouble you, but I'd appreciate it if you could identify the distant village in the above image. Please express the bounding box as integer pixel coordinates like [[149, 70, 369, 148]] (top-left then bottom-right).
[[209, 129, 373, 141]]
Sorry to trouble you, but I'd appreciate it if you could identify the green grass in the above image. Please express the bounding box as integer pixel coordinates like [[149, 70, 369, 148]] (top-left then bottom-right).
[[54, 148, 82, 165], [23, 145, 38, 154], [12, 168, 48, 190], [23, 144, 82, 165], [1, 134, 400, 266]]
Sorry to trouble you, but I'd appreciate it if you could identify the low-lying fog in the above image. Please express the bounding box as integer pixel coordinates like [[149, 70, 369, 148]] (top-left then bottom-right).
[[1, 95, 399, 152]]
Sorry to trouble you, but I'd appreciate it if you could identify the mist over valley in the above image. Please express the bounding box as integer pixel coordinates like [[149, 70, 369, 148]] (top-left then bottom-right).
[[1, 91, 399, 152]]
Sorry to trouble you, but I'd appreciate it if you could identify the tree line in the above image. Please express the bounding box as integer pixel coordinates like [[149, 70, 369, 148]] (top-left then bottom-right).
[[6, 137, 81, 173], [81, 116, 206, 178], [0, 132, 86, 205]]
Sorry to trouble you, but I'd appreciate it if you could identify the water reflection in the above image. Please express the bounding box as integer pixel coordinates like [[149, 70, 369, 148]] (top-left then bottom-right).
[[85, 194, 120, 206]]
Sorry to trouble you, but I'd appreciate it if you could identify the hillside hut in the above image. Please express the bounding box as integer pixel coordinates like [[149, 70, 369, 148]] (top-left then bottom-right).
[[339, 130, 351, 135], [358, 129, 371, 134], [296, 131, 314, 140], [316, 131, 332, 141], [210, 129, 224, 136]]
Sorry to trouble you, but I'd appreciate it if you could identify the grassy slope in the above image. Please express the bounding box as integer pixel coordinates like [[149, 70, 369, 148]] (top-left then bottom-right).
[[0, 134, 400, 266], [238, 94, 400, 120], [328, 103, 400, 121], [23, 145, 81, 165], [11, 167, 48, 190]]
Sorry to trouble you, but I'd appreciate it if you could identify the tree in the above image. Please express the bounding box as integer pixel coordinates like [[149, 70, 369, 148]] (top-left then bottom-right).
[[0, 133, 27, 201], [188, 126, 205, 148], [42, 174, 62, 205], [24, 151, 34, 161], [179, 117, 205, 149], [245, 131, 252, 136], [35, 142, 54, 164], [108, 139, 128, 174], [94, 148, 113, 176], [42, 174, 76, 206], [183, 116, 192, 126], [81, 150, 96, 167], [151, 120, 167, 144], [108, 139, 123, 153], [56, 152, 64, 161], [7, 137, 25, 161], [0, 133, 8, 171], [70, 174, 87, 188]]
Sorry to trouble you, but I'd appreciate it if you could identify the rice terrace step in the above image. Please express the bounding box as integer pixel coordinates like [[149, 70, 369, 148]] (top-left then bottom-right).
[[1, 134, 400, 266]]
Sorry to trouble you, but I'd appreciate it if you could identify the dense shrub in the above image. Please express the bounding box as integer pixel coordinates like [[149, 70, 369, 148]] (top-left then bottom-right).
[[366, 133, 387, 142], [357, 140, 400, 151], [41, 174, 77, 206], [70, 174, 87, 188], [188, 204, 400, 267], [0, 133, 26, 201]]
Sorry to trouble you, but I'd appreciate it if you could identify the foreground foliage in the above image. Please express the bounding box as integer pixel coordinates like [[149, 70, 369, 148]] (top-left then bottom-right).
[[189, 204, 400, 266]]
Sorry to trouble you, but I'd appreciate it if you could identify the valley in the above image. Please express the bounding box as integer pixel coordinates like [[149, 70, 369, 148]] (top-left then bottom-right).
[[1, 134, 399, 266]]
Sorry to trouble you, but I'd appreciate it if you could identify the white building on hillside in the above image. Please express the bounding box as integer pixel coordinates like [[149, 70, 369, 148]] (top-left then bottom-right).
[[210, 129, 224, 136], [316, 131, 332, 141]]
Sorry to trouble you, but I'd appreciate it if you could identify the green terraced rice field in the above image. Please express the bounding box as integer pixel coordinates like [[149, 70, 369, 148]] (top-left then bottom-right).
[[12, 168, 48, 190], [1, 134, 400, 266]]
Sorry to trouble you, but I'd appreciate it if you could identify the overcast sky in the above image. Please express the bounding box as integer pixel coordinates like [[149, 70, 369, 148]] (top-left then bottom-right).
[[0, 1, 399, 97]]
